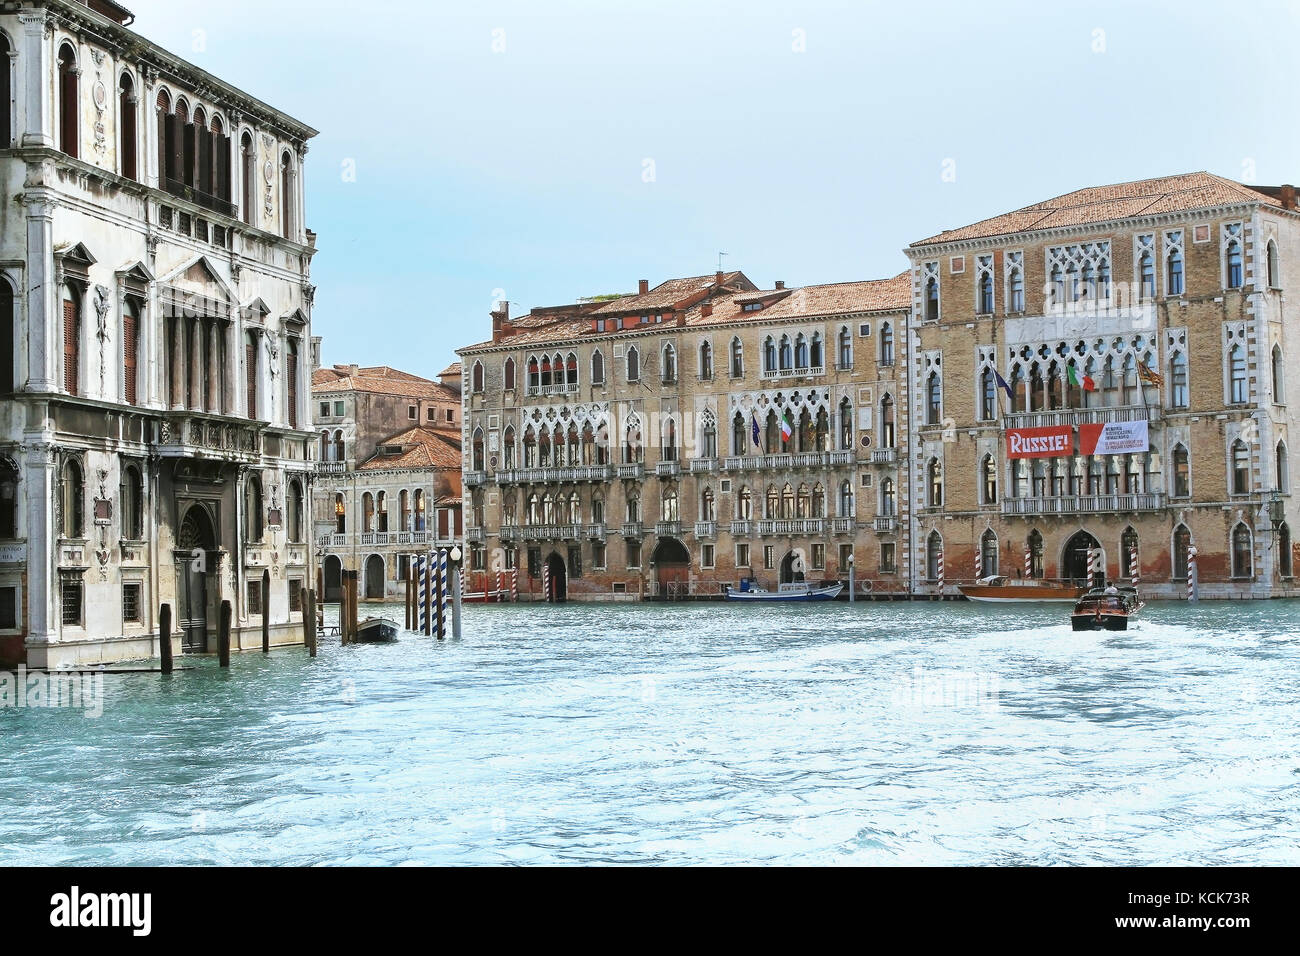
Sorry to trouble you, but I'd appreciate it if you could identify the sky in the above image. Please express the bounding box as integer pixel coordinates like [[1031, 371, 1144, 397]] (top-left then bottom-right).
[[126, 0, 1300, 381]]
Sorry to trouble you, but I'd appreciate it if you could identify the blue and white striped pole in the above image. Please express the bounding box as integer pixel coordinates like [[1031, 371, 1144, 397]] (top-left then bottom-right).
[[436, 548, 448, 639]]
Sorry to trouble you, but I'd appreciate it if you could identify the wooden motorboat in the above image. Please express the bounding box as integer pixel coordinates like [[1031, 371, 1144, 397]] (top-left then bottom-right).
[[959, 575, 1087, 603], [725, 581, 844, 602], [1071, 587, 1145, 631], [355, 616, 400, 642]]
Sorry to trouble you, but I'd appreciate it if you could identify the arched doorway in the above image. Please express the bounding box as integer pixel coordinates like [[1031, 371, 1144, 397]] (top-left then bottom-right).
[[544, 551, 567, 602], [323, 554, 343, 602], [779, 549, 806, 585], [651, 537, 690, 598], [364, 554, 385, 600], [176, 505, 216, 652], [1063, 530, 1101, 584]]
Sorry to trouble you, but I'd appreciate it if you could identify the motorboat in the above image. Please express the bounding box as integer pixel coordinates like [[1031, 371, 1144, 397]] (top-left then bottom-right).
[[724, 581, 844, 602], [959, 575, 1087, 603], [1071, 586, 1144, 631], [355, 616, 400, 642]]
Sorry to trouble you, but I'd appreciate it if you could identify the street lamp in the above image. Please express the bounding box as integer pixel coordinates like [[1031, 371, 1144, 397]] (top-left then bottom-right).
[[1268, 490, 1285, 530]]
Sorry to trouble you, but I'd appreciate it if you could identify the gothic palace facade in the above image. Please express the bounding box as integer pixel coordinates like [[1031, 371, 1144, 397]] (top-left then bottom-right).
[[0, 0, 318, 664], [460, 172, 1300, 600]]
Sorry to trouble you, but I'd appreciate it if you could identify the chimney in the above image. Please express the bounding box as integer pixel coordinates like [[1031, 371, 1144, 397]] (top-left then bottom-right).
[[775, 280, 785, 290], [309, 335, 322, 371], [715, 270, 725, 286], [333, 363, 359, 377], [638, 279, 649, 295], [701, 303, 713, 317], [1283, 184, 1297, 211], [491, 301, 510, 342]]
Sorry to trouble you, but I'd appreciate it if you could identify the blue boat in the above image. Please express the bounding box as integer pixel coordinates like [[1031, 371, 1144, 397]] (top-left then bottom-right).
[[724, 582, 844, 602]]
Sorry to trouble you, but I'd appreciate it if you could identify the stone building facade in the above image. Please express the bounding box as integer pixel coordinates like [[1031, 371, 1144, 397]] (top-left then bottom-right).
[[457, 271, 911, 600], [0, 0, 318, 664], [311, 364, 462, 601], [903, 172, 1300, 599]]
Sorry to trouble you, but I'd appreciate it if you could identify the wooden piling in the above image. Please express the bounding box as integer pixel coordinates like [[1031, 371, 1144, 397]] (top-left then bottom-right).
[[261, 569, 271, 653], [305, 588, 317, 657], [159, 603, 173, 675], [218, 599, 232, 668], [405, 566, 412, 630]]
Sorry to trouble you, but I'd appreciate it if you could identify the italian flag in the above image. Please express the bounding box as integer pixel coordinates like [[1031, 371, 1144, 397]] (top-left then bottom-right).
[[1067, 364, 1097, 392], [780, 408, 793, 441]]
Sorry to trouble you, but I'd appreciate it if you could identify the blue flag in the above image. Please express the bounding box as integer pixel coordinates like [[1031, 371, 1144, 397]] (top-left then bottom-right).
[[994, 369, 1014, 399], [751, 413, 761, 448]]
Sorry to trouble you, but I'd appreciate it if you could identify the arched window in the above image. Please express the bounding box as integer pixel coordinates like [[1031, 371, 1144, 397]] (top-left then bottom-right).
[[1232, 523, 1253, 578], [1226, 234, 1244, 289], [1273, 345, 1285, 404], [245, 330, 259, 417], [361, 491, 374, 533], [240, 131, 255, 225], [62, 284, 81, 396], [662, 417, 677, 462], [209, 114, 231, 204], [660, 487, 678, 522], [122, 299, 140, 405], [1008, 263, 1024, 312], [1166, 242, 1184, 296], [471, 361, 484, 393], [118, 72, 138, 180], [58, 43, 78, 158], [245, 475, 265, 541], [332, 430, 344, 462], [624, 416, 642, 463], [1232, 438, 1251, 494], [661, 343, 676, 383], [286, 337, 299, 428], [501, 425, 516, 469], [591, 349, 605, 385], [764, 485, 779, 519], [926, 371, 941, 425], [120, 465, 143, 540], [926, 531, 943, 582], [0, 278, 12, 394], [732, 412, 747, 455], [838, 326, 852, 369], [1170, 351, 1188, 408], [795, 482, 811, 518], [566, 351, 578, 388], [1139, 249, 1155, 300], [977, 271, 993, 315], [626, 345, 639, 382], [979, 367, 997, 420], [925, 277, 939, 322], [61, 458, 84, 538], [981, 454, 997, 504], [927, 458, 943, 507], [879, 322, 894, 365], [539, 355, 551, 389], [504, 357, 516, 390], [810, 332, 822, 369], [838, 479, 854, 518], [737, 485, 752, 520], [730, 336, 743, 378], [1229, 344, 1247, 403], [1267, 239, 1280, 288], [811, 482, 825, 518], [779, 335, 792, 371], [701, 412, 717, 458], [1172, 525, 1191, 579], [879, 477, 895, 516], [980, 529, 999, 577], [376, 491, 387, 532], [280, 150, 295, 240], [472, 428, 484, 470], [591, 494, 604, 524], [0, 458, 17, 540], [701, 487, 715, 521], [699, 340, 713, 380], [413, 488, 426, 530], [1277, 441, 1289, 492], [1028, 529, 1044, 578], [285, 479, 303, 543], [838, 397, 852, 450], [794, 333, 808, 370], [625, 489, 640, 523], [763, 336, 776, 373]]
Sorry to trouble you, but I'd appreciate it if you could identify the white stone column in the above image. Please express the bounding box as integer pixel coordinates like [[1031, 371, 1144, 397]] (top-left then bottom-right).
[[18, 10, 51, 147], [23, 193, 56, 392], [22, 441, 56, 647]]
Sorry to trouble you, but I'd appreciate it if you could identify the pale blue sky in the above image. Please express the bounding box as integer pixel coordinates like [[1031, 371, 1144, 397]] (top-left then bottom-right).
[[129, 0, 1300, 379]]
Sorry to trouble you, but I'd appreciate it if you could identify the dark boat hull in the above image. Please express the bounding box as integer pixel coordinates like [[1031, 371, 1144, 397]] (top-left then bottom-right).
[[355, 618, 399, 642], [1071, 613, 1129, 631]]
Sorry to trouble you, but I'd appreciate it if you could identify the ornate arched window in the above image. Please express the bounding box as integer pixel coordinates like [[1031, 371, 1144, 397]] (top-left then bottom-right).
[[626, 345, 640, 382], [925, 277, 939, 321], [699, 340, 713, 380], [838, 479, 854, 518], [661, 343, 676, 383], [1267, 239, 1280, 288], [880, 393, 895, 448], [1231, 438, 1251, 494], [737, 485, 752, 520], [732, 412, 747, 455], [838, 326, 852, 369], [701, 487, 715, 521], [280, 150, 295, 240], [472, 428, 485, 471], [1170, 351, 1188, 408], [504, 357, 516, 390], [927, 458, 943, 507], [1232, 523, 1253, 578], [120, 464, 143, 540], [362, 491, 374, 534], [245, 475, 265, 541], [980, 529, 998, 577], [58, 43, 78, 158], [471, 361, 484, 393], [879, 477, 895, 517], [926, 371, 942, 425], [981, 454, 997, 504], [730, 336, 743, 378], [118, 72, 138, 180], [591, 349, 605, 385]]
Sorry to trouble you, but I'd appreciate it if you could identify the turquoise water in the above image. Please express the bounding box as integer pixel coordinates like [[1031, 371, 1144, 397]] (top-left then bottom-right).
[[2, 600, 1298, 865]]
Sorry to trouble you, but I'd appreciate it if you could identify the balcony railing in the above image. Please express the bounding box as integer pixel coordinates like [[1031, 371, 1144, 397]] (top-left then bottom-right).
[[520, 524, 580, 541], [694, 520, 717, 538], [760, 365, 825, 380], [655, 460, 681, 478], [617, 463, 644, 479], [525, 382, 580, 397], [622, 521, 643, 538], [1002, 404, 1159, 430], [689, 458, 718, 473], [873, 516, 898, 533], [464, 470, 487, 487], [758, 518, 825, 536], [718, 451, 856, 471], [655, 520, 683, 537], [466, 527, 485, 543], [163, 177, 236, 218], [729, 520, 753, 536], [319, 531, 460, 549], [870, 448, 897, 465], [500, 526, 520, 542], [830, 517, 854, 534], [1001, 493, 1166, 515], [316, 461, 347, 474], [497, 465, 614, 484], [722, 456, 747, 472], [584, 523, 606, 540], [157, 413, 262, 460]]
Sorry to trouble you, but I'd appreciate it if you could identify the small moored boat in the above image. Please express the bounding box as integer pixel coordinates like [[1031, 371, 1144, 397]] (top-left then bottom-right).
[[724, 581, 844, 602], [1071, 586, 1145, 631], [959, 575, 1087, 603], [355, 616, 400, 642]]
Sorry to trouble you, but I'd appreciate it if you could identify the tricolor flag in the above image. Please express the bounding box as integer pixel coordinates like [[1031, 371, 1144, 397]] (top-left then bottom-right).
[[1068, 364, 1097, 392], [780, 408, 793, 442]]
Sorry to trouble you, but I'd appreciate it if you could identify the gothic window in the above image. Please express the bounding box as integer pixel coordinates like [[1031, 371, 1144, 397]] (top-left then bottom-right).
[[838, 480, 853, 518], [1028, 529, 1044, 578], [1229, 343, 1247, 404], [120, 465, 143, 540], [1224, 223, 1244, 289], [879, 477, 895, 516], [245, 475, 265, 541], [1278, 441, 1290, 493], [701, 487, 715, 521], [362, 491, 374, 533], [737, 485, 752, 520], [701, 412, 717, 458], [472, 428, 484, 470], [981, 529, 998, 577], [763, 336, 776, 373], [838, 326, 852, 369], [1267, 239, 1280, 288], [1139, 248, 1155, 301], [926, 370, 941, 425], [880, 393, 895, 448], [794, 333, 808, 370], [661, 487, 678, 522], [61, 458, 85, 538], [779, 335, 792, 371], [626, 345, 639, 382], [662, 417, 677, 462], [699, 340, 713, 380], [1006, 252, 1025, 312], [566, 352, 578, 387], [838, 398, 852, 450], [732, 412, 746, 455], [926, 531, 942, 582], [1232, 523, 1253, 578], [925, 274, 939, 322], [879, 322, 894, 365], [981, 454, 997, 504], [1272, 345, 1285, 403], [504, 357, 516, 390], [280, 150, 295, 240], [1232, 438, 1251, 494], [661, 343, 677, 384], [376, 490, 387, 531], [58, 43, 78, 158], [980, 366, 997, 421], [730, 337, 743, 378], [0, 278, 12, 393], [118, 72, 138, 181], [240, 131, 255, 225], [288, 479, 303, 543], [1170, 350, 1188, 408], [927, 458, 943, 508], [471, 361, 484, 393], [976, 256, 994, 314], [1165, 231, 1184, 296], [591, 350, 604, 385]]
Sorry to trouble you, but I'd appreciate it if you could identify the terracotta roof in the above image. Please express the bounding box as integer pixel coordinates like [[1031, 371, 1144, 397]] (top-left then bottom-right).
[[358, 426, 462, 472], [590, 272, 754, 314], [311, 365, 460, 402], [719, 274, 911, 322], [438, 362, 462, 377], [911, 172, 1286, 247]]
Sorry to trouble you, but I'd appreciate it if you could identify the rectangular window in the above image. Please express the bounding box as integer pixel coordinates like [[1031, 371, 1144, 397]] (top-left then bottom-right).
[[880, 542, 896, 572], [505, 547, 517, 571], [527, 547, 541, 578], [839, 544, 853, 569], [0, 586, 17, 629], [811, 543, 825, 571], [568, 545, 582, 578], [408, 405, 417, 420], [247, 579, 262, 615], [736, 543, 750, 568], [334, 401, 345, 416], [763, 545, 775, 570], [471, 546, 486, 571], [702, 544, 715, 569], [626, 540, 641, 569], [446, 409, 453, 423], [288, 578, 303, 613], [319, 402, 330, 418], [122, 583, 141, 623], [61, 577, 82, 626], [593, 542, 606, 570], [427, 408, 437, 422]]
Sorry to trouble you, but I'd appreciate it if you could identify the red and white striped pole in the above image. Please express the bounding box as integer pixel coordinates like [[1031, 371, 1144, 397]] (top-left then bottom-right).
[[497, 569, 505, 602], [1187, 546, 1198, 601], [1024, 547, 1032, 579], [1128, 547, 1139, 586], [936, 548, 945, 598], [511, 569, 519, 602], [975, 546, 982, 582]]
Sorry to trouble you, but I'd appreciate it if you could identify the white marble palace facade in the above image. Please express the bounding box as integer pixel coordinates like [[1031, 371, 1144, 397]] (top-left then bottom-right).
[[0, 0, 318, 666]]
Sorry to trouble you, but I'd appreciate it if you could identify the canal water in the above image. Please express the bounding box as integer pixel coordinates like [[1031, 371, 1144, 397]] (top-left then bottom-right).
[[2, 600, 1298, 865]]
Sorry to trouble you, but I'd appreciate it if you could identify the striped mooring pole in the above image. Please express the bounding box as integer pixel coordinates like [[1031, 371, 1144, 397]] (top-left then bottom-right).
[[542, 561, 551, 603], [436, 548, 448, 638], [510, 569, 519, 602], [1024, 547, 1032, 579], [974, 547, 982, 582], [936, 548, 945, 598], [1188, 546, 1198, 601], [1129, 547, 1139, 586]]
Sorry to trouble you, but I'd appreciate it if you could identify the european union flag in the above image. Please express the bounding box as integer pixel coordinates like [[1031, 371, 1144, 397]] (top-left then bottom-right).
[[751, 413, 761, 448]]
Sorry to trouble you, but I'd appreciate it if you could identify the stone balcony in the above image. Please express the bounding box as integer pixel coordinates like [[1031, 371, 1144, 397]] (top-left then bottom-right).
[[157, 413, 263, 463], [757, 518, 825, 536], [1000, 492, 1166, 516], [720, 450, 855, 472], [760, 365, 825, 380], [497, 465, 614, 484], [873, 516, 898, 533], [694, 520, 717, 538], [1002, 403, 1159, 430], [464, 470, 487, 487], [655, 520, 683, 537], [316, 460, 347, 474], [688, 458, 717, 474], [617, 463, 644, 480], [870, 448, 897, 465], [622, 521, 644, 538], [584, 523, 606, 540], [729, 520, 754, 536], [655, 460, 681, 478], [319, 530, 459, 549], [525, 382, 580, 397]]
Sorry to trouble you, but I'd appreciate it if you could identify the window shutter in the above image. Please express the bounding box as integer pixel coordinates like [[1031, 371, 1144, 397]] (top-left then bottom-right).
[[182, 122, 196, 187], [122, 309, 137, 405], [215, 135, 231, 202], [60, 68, 78, 157], [245, 341, 257, 417], [198, 129, 213, 196], [63, 298, 78, 394], [287, 357, 298, 428], [165, 113, 181, 183]]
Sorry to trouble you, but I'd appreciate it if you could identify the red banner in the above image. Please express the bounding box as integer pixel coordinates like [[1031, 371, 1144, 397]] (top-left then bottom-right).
[[1006, 426, 1072, 459]]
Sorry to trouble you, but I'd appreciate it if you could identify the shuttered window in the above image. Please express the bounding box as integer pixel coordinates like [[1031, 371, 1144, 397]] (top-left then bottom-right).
[[245, 336, 258, 418], [63, 297, 78, 395], [58, 46, 77, 158], [122, 307, 138, 405], [0, 282, 13, 393], [286, 340, 298, 428]]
